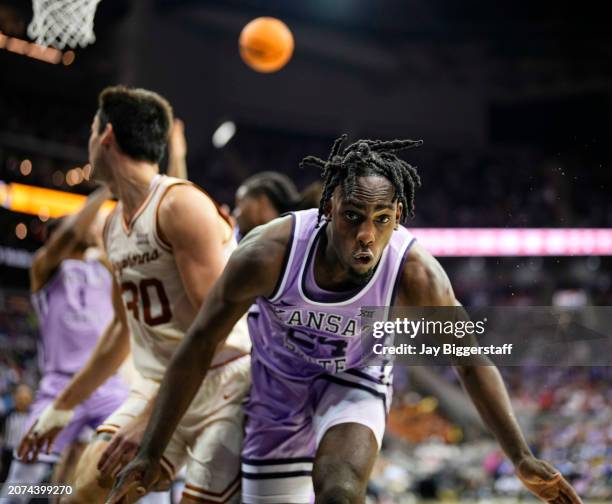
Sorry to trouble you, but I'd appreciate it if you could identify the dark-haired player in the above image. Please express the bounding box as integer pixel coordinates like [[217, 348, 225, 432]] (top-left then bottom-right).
[[111, 135, 581, 504], [233, 171, 322, 238], [23, 86, 251, 504]]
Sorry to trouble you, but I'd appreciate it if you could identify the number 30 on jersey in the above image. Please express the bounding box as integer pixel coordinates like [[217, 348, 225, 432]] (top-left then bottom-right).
[[121, 278, 172, 326]]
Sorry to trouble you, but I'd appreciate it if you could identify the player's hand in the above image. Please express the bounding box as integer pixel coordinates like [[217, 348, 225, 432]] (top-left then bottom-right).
[[98, 414, 148, 480], [105, 455, 161, 504], [168, 118, 187, 159], [17, 422, 60, 463], [516, 456, 583, 504], [17, 405, 73, 463]]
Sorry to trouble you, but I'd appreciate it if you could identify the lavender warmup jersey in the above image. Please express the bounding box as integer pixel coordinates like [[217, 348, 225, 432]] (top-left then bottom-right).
[[31, 258, 114, 375], [248, 209, 415, 380]]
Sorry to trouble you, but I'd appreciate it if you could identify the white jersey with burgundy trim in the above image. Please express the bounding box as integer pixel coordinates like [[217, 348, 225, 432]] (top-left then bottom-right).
[[104, 175, 250, 381]]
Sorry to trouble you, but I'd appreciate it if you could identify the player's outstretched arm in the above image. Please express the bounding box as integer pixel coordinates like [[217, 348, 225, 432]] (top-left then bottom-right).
[[31, 185, 111, 292], [107, 216, 292, 503], [18, 275, 130, 463], [397, 242, 582, 504]]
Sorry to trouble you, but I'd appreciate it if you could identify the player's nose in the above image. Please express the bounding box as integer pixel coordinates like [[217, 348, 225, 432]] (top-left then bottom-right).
[[356, 220, 375, 247]]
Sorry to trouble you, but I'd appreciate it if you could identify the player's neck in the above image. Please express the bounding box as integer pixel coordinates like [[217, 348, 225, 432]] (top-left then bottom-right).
[[113, 161, 160, 219], [315, 227, 355, 291]]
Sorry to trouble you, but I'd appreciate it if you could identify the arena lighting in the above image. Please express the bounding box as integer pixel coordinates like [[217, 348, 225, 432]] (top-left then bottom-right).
[[412, 228, 612, 256], [212, 121, 236, 148], [19, 159, 32, 176], [0, 182, 115, 219], [15, 222, 27, 239], [0, 31, 67, 65]]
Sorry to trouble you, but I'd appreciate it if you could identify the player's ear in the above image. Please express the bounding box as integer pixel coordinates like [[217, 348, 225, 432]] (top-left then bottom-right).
[[100, 122, 114, 147], [394, 202, 403, 229]]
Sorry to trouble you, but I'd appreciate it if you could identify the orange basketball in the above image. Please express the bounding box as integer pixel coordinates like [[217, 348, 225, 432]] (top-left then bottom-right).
[[239, 17, 294, 73]]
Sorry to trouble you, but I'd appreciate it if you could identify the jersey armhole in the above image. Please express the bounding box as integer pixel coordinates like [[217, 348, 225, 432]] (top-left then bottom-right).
[[153, 183, 181, 252], [30, 263, 61, 294], [388, 236, 417, 307], [267, 212, 298, 302]]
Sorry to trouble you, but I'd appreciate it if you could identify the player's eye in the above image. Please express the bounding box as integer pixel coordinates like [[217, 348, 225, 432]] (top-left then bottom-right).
[[344, 211, 360, 222], [376, 215, 391, 224]]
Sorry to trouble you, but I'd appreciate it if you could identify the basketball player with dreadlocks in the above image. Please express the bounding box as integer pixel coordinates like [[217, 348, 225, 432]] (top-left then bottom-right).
[[110, 135, 582, 504]]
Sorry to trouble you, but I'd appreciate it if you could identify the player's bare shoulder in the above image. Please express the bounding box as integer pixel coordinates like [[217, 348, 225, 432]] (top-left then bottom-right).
[[157, 183, 219, 225], [224, 215, 294, 300], [156, 182, 226, 246], [237, 214, 293, 261], [396, 240, 456, 307]]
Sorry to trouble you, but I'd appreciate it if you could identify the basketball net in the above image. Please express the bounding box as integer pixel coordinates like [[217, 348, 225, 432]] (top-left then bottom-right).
[[28, 0, 102, 50]]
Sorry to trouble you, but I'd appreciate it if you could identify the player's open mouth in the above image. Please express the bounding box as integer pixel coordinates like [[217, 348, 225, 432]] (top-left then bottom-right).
[[353, 252, 373, 265]]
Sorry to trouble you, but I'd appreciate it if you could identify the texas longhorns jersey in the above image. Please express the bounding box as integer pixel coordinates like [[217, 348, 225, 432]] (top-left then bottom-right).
[[104, 175, 250, 381]]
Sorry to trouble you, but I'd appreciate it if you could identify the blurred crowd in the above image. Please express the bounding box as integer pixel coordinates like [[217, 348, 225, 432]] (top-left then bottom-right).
[[375, 366, 612, 502], [0, 290, 38, 483], [0, 291, 39, 395]]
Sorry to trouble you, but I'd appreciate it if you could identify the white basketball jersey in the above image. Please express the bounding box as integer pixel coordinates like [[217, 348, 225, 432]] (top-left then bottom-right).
[[104, 175, 250, 381]]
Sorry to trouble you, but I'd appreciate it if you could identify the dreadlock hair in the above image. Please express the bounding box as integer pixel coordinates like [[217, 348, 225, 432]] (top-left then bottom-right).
[[299, 135, 423, 225]]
